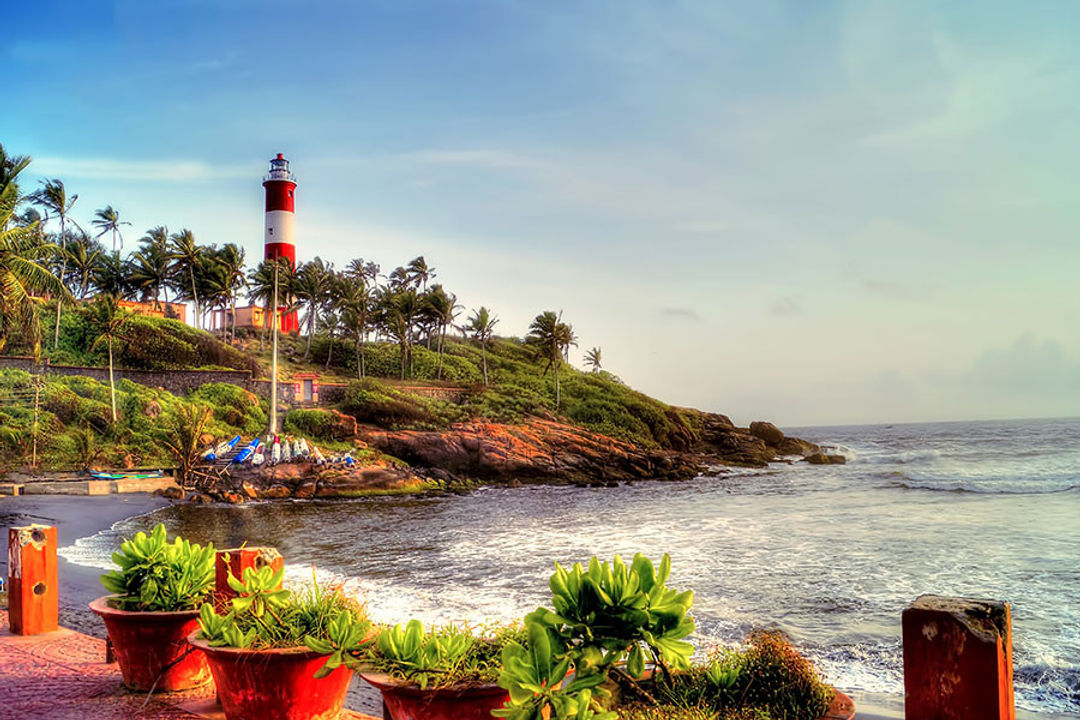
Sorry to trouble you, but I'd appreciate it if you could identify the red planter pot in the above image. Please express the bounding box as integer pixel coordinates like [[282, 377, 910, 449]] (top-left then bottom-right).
[[361, 672, 510, 720], [89, 595, 211, 692], [188, 633, 354, 720]]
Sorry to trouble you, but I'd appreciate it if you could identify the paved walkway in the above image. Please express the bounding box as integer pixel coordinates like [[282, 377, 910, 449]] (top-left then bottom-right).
[[0, 609, 377, 720]]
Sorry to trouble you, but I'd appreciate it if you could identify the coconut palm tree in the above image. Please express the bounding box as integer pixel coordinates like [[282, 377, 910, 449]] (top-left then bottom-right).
[[0, 206, 66, 355], [93, 251, 135, 299], [406, 255, 434, 291], [168, 229, 203, 328], [247, 257, 296, 348], [29, 179, 79, 348], [0, 144, 31, 215], [129, 230, 172, 307], [338, 274, 373, 379], [585, 347, 602, 373], [91, 205, 131, 253], [88, 294, 132, 423], [294, 257, 332, 360], [463, 306, 498, 385], [422, 284, 460, 380], [527, 310, 578, 409], [66, 232, 103, 299], [376, 286, 422, 379], [213, 243, 246, 341]]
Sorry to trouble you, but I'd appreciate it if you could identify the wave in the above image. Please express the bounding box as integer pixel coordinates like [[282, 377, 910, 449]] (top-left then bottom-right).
[[882, 476, 1080, 495], [863, 449, 941, 465], [818, 444, 858, 462]]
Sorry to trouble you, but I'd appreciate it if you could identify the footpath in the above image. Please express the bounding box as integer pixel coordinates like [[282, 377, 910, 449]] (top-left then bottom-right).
[[0, 609, 377, 720]]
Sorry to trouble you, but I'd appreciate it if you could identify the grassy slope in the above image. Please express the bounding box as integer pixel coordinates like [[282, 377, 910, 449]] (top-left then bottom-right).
[[1, 310, 700, 472]]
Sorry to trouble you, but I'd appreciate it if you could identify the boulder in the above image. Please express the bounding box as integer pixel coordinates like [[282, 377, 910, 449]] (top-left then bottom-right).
[[156, 486, 183, 500], [777, 436, 820, 458], [749, 421, 785, 447], [221, 491, 245, 504], [806, 453, 847, 465]]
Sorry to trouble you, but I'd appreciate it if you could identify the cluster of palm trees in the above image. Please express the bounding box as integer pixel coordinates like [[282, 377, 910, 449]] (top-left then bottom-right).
[[0, 144, 602, 403]]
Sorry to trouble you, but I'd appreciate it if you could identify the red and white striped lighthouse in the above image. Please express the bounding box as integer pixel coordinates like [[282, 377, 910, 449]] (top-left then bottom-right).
[[263, 153, 300, 333]]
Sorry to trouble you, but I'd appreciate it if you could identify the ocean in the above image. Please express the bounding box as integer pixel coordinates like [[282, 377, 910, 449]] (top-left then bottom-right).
[[59, 417, 1080, 714]]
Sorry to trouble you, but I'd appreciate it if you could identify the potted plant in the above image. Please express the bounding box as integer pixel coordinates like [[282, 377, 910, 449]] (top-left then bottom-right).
[[90, 523, 215, 692], [352, 620, 525, 720], [189, 564, 372, 720], [496, 553, 854, 720]]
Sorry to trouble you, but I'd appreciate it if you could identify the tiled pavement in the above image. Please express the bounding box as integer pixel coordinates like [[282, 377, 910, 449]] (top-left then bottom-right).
[[0, 609, 378, 720]]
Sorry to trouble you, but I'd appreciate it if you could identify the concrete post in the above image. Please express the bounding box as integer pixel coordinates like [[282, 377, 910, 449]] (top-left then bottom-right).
[[903, 594, 1015, 720], [213, 546, 284, 611], [7, 524, 59, 635]]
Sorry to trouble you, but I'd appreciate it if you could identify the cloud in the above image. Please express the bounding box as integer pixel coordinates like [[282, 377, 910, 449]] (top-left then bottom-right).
[[31, 156, 249, 182], [398, 149, 546, 171], [770, 297, 801, 316], [660, 307, 700, 321], [862, 280, 912, 300]]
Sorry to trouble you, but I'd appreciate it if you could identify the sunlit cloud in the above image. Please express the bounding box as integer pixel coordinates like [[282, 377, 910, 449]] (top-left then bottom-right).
[[32, 156, 250, 182]]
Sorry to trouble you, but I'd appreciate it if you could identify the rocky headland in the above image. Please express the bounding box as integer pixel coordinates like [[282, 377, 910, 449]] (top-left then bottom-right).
[[191, 412, 834, 503]]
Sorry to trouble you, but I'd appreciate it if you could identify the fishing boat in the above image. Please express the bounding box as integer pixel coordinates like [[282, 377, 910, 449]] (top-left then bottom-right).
[[232, 438, 261, 465], [203, 435, 240, 462], [271, 436, 282, 465]]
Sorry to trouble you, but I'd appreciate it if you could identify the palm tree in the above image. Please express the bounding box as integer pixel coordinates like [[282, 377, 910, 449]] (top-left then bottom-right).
[[247, 257, 295, 348], [463, 307, 498, 385], [158, 403, 214, 486], [29, 179, 79, 348], [422, 284, 460, 380], [88, 295, 132, 424], [294, 257, 332, 360], [91, 205, 131, 253], [527, 310, 578, 409], [338, 275, 372, 379], [376, 286, 422, 379], [92, 251, 134, 299], [65, 231, 103, 299], [129, 227, 172, 306], [0, 144, 31, 214], [214, 243, 246, 341], [585, 347, 602, 373], [168, 229, 203, 328], [406, 255, 434, 291], [0, 206, 66, 355]]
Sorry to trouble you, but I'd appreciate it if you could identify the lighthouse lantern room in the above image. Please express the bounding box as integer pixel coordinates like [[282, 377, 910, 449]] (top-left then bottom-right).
[[263, 153, 300, 333]]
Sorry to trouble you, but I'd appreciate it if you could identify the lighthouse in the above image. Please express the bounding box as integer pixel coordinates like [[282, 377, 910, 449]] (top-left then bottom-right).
[[263, 153, 299, 332]]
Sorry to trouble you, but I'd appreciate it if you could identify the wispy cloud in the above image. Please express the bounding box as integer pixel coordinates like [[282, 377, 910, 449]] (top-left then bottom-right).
[[660, 307, 700, 321], [862, 279, 913, 300], [771, 297, 801, 316], [31, 156, 249, 182], [398, 149, 546, 171]]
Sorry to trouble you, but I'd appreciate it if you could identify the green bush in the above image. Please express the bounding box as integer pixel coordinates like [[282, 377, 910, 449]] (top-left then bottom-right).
[[284, 408, 338, 439], [188, 383, 267, 435], [341, 378, 465, 429]]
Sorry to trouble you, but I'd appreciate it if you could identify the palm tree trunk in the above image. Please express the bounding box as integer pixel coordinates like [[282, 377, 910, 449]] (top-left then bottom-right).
[[304, 308, 316, 361], [355, 333, 362, 380], [325, 330, 334, 369], [189, 265, 200, 329], [437, 326, 445, 380], [107, 338, 117, 423], [481, 342, 489, 385], [554, 361, 560, 409], [230, 297, 237, 343], [53, 215, 67, 349]]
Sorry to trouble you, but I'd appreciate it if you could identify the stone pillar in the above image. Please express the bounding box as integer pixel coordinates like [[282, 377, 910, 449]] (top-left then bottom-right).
[[903, 595, 1015, 720], [213, 546, 284, 611], [7, 524, 59, 635]]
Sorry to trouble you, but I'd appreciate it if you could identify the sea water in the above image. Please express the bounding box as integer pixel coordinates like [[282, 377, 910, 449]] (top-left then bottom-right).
[[61, 417, 1080, 713]]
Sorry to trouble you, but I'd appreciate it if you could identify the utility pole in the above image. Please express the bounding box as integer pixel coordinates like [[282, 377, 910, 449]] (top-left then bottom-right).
[[269, 260, 280, 436]]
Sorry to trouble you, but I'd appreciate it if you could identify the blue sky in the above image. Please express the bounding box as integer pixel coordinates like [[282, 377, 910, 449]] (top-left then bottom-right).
[[4, 0, 1079, 425]]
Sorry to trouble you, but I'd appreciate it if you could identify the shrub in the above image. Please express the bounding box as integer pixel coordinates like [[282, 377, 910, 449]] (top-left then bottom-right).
[[188, 382, 267, 435], [341, 378, 464, 429], [284, 408, 338, 439], [100, 523, 215, 612]]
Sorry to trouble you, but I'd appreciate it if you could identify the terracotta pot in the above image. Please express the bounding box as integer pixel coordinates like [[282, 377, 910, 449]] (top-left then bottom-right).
[[361, 672, 510, 720], [89, 595, 211, 692], [188, 633, 353, 720]]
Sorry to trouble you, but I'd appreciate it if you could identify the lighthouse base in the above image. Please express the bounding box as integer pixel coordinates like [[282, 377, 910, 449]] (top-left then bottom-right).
[[279, 309, 300, 334]]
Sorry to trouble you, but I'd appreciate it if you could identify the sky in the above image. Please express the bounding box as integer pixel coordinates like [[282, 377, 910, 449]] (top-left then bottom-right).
[[4, 0, 1079, 426]]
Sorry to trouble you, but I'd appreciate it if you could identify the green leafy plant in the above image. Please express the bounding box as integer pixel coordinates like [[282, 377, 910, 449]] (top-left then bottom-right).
[[497, 553, 695, 720], [196, 565, 372, 671], [99, 523, 215, 611]]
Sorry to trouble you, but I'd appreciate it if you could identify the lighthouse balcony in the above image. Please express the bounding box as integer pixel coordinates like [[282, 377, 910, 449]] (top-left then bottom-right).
[[264, 171, 296, 182]]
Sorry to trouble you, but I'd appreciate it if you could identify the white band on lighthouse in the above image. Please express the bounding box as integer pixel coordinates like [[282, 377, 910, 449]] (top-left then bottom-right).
[[264, 210, 295, 246]]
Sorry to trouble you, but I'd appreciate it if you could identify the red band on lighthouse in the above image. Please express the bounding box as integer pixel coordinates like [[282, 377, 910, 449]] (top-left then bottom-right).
[[263, 153, 300, 333]]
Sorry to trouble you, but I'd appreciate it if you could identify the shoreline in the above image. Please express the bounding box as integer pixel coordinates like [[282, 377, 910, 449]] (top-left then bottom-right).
[[2, 491, 1078, 720]]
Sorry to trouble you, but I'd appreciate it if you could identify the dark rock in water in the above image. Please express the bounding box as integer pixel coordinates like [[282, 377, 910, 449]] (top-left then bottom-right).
[[778, 436, 820, 457], [749, 421, 785, 447], [806, 453, 847, 465], [156, 486, 183, 500]]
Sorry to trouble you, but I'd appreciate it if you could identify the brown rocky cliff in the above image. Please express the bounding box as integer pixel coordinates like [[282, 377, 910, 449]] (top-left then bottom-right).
[[361, 418, 700, 486]]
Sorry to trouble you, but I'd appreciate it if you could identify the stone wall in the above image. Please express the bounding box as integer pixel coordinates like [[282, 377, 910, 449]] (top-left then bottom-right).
[[0, 357, 255, 397]]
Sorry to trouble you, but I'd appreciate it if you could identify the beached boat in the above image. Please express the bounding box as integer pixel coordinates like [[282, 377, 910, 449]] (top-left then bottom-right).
[[203, 435, 240, 462], [232, 438, 261, 465]]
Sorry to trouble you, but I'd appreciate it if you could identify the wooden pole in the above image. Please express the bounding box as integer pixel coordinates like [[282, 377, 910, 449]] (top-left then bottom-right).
[[7, 524, 59, 635], [903, 595, 1015, 720]]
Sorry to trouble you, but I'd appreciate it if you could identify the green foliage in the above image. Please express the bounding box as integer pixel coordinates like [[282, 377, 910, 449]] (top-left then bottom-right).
[[188, 382, 266, 435], [497, 554, 695, 720], [283, 408, 338, 440], [341, 378, 465, 429], [99, 523, 215, 611], [197, 565, 371, 659], [618, 706, 772, 720], [362, 619, 525, 690]]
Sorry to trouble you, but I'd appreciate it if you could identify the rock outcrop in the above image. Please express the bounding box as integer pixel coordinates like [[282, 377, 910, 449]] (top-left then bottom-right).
[[805, 452, 847, 465], [688, 412, 820, 467], [362, 419, 700, 486]]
